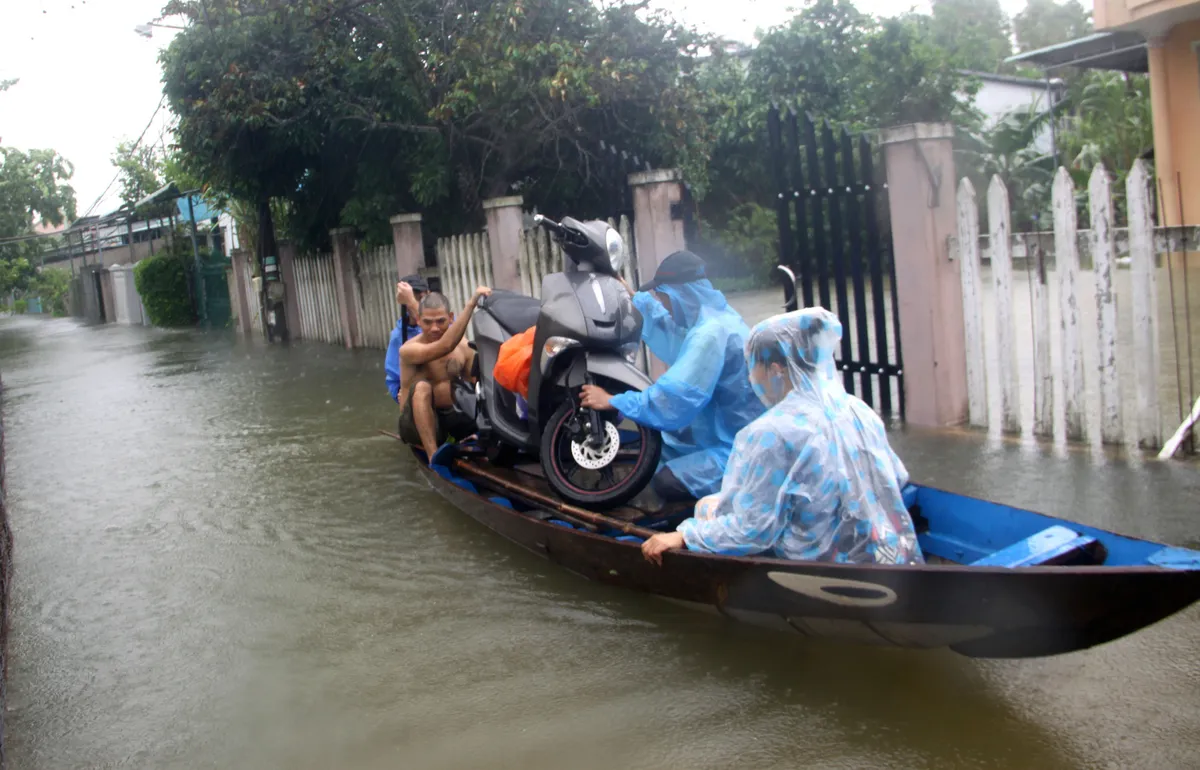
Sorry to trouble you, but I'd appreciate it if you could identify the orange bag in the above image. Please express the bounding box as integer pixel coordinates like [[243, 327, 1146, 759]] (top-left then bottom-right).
[[494, 325, 537, 398]]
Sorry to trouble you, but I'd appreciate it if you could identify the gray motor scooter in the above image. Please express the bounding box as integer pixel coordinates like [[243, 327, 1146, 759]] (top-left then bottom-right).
[[453, 215, 663, 510]]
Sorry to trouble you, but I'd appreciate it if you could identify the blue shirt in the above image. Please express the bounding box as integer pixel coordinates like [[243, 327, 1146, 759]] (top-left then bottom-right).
[[385, 314, 422, 401]]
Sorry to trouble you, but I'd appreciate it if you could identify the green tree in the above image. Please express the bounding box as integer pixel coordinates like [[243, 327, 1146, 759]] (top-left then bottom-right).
[[929, 0, 1014, 72], [0, 146, 77, 294], [1013, 0, 1092, 53], [159, 0, 714, 249], [1057, 72, 1153, 193], [112, 140, 175, 220], [697, 0, 975, 281], [29, 266, 72, 315]]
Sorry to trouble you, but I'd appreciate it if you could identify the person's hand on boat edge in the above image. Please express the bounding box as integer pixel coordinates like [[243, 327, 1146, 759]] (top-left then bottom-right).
[[580, 384, 613, 411], [642, 531, 685, 565]]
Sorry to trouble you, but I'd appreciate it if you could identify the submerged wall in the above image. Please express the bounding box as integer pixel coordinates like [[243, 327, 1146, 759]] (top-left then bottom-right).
[[0, 377, 11, 766]]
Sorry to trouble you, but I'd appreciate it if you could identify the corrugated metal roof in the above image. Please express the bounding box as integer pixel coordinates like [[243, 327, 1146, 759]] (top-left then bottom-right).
[[1005, 31, 1148, 73]]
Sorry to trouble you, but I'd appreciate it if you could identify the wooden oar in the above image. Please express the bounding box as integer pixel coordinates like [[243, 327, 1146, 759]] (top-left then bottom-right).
[[378, 428, 661, 539], [451, 459, 661, 540]]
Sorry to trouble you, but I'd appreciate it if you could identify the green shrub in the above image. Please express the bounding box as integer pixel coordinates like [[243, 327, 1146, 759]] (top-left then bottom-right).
[[30, 268, 71, 318], [134, 254, 196, 327], [13, 299, 27, 314]]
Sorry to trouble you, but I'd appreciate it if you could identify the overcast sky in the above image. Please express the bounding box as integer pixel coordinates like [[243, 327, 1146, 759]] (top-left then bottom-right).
[[0, 0, 1029, 220]]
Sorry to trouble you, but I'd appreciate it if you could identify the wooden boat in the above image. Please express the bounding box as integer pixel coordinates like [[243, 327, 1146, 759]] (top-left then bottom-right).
[[394, 436, 1200, 659]]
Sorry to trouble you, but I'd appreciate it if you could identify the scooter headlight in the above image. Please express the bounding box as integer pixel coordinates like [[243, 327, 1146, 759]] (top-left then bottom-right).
[[541, 336, 580, 373], [605, 228, 625, 273]]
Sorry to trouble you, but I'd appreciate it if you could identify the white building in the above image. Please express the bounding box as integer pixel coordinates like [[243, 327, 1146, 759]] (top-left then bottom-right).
[[959, 70, 1066, 153]]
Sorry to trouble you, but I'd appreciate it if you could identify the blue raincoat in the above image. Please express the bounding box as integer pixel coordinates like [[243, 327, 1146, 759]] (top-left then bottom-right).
[[608, 280, 764, 498], [384, 314, 422, 401], [677, 308, 924, 565]]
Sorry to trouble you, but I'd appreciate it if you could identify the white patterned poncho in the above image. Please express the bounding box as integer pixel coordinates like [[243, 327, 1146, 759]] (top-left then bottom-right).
[[677, 308, 924, 565]]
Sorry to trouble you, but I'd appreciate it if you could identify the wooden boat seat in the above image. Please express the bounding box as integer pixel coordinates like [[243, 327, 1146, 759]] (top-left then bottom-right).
[[971, 525, 1106, 568]]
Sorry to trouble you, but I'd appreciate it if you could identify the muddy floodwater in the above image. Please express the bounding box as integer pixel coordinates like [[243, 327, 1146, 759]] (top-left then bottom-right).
[[2, 315, 1198, 770]]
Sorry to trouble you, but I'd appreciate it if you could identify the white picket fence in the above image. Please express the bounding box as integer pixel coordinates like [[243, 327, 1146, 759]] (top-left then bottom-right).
[[517, 226, 567, 298], [352, 245, 402, 349], [435, 231, 494, 322], [293, 252, 343, 345], [954, 160, 1198, 453]]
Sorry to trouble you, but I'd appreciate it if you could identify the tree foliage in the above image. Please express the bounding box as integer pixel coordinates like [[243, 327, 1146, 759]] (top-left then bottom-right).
[[113, 141, 175, 221], [29, 267, 72, 315], [0, 146, 77, 294], [160, 0, 714, 247], [694, 0, 975, 278], [1013, 0, 1091, 54], [928, 0, 1014, 73], [1058, 73, 1153, 191], [0, 148, 76, 238], [956, 104, 1057, 230]]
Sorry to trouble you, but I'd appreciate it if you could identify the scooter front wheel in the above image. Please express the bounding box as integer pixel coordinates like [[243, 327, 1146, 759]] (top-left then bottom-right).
[[540, 398, 662, 511]]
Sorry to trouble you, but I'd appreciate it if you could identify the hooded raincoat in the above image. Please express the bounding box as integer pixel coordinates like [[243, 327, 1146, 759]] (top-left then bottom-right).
[[676, 308, 924, 564], [608, 280, 764, 498]]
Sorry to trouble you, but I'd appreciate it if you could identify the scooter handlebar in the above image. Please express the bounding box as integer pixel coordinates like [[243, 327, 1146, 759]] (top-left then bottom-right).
[[533, 214, 568, 238]]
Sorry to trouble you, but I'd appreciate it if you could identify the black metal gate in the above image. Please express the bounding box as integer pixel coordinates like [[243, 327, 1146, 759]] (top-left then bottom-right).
[[767, 105, 904, 419]]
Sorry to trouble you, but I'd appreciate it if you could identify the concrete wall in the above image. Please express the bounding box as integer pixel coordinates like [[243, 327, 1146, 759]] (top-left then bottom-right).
[[1092, 0, 1200, 225], [1096, 0, 1200, 30], [1148, 20, 1200, 225]]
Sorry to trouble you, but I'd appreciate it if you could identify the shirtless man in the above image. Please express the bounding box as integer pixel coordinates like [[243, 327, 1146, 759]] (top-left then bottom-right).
[[398, 286, 491, 460]]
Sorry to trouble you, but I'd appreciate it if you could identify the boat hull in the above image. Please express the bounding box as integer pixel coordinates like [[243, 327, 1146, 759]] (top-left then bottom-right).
[[415, 457, 1200, 659]]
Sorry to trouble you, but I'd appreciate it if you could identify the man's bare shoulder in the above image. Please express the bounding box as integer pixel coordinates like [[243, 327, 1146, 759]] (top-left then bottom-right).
[[400, 331, 429, 349]]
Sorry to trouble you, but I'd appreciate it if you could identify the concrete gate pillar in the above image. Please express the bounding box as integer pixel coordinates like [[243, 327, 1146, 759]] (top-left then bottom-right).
[[483, 197, 524, 293], [879, 123, 968, 428], [629, 169, 687, 379], [390, 213, 425, 280]]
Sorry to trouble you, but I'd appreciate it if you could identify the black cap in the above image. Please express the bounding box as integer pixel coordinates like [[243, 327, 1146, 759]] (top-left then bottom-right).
[[401, 274, 430, 293], [640, 250, 707, 291]]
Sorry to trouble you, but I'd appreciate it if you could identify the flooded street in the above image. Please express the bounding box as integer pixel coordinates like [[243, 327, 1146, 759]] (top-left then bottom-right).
[[2, 316, 1198, 770]]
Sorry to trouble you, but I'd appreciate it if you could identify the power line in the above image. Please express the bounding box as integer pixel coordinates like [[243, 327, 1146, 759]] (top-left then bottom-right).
[[79, 93, 168, 220]]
